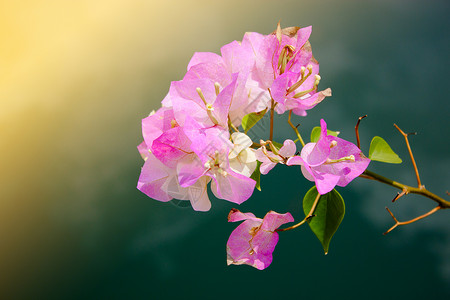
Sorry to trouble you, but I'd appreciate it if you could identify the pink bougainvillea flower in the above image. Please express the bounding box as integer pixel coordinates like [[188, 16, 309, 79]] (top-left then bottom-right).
[[255, 139, 296, 174], [271, 69, 332, 116], [178, 117, 256, 204], [287, 119, 371, 194], [226, 209, 294, 270], [251, 25, 313, 90], [170, 75, 238, 128], [137, 151, 174, 202], [137, 147, 212, 211], [183, 43, 261, 126], [151, 126, 192, 168], [141, 106, 177, 148]]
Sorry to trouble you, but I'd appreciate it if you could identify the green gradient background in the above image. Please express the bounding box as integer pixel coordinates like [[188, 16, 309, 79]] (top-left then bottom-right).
[[1, 0, 449, 299]]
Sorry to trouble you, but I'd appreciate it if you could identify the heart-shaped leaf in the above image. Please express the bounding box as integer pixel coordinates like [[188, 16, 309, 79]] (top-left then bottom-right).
[[241, 108, 267, 133], [368, 136, 402, 164], [303, 186, 345, 254]]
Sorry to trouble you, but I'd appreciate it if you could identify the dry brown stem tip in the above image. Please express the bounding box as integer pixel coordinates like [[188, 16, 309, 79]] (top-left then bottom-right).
[[383, 206, 441, 235]]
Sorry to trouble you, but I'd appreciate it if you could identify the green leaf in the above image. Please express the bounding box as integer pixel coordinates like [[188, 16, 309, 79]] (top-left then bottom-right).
[[310, 126, 340, 143], [241, 108, 268, 133], [250, 161, 262, 191], [368, 136, 402, 164], [303, 186, 345, 254], [272, 141, 283, 149]]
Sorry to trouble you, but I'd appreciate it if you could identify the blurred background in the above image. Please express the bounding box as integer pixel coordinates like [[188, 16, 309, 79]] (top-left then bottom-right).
[[1, 0, 449, 298]]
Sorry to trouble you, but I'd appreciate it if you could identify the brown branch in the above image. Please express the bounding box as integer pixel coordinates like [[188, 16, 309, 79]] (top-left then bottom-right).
[[383, 206, 441, 235], [394, 124, 422, 187], [355, 115, 367, 149], [362, 170, 450, 208]]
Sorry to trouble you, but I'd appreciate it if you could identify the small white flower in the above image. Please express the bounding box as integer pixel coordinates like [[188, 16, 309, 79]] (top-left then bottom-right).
[[229, 132, 257, 177]]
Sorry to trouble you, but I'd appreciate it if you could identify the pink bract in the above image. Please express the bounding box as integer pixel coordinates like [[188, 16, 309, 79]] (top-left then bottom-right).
[[180, 117, 256, 204], [226, 209, 294, 270], [137, 147, 212, 211], [287, 119, 371, 194], [271, 70, 332, 116]]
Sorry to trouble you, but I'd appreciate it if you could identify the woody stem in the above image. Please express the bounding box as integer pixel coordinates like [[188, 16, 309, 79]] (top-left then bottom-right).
[[360, 170, 450, 208], [355, 115, 367, 149], [394, 124, 421, 187]]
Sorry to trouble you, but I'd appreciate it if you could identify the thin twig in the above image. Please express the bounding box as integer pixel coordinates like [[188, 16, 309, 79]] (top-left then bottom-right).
[[276, 192, 321, 232], [383, 206, 441, 235], [288, 110, 305, 146], [394, 124, 422, 187], [361, 170, 450, 208], [355, 115, 367, 149]]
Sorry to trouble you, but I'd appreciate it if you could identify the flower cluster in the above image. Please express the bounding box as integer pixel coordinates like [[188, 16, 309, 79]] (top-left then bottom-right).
[[137, 24, 370, 270]]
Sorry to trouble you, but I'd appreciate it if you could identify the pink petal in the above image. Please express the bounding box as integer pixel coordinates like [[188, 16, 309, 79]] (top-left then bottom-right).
[[254, 35, 279, 89], [228, 208, 258, 223], [173, 78, 216, 106], [221, 40, 254, 74], [255, 147, 271, 163], [260, 211, 294, 232], [317, 136, 371, 187], [226, 209, 293, 270], [213, 74, 237, 126], [228, 71, 251, 126], [226, 219, 264, 268], [210, 170, 256, 204], [295, 26, 312, 49], [311, 169, 341, 195], [183, 62, 231, 86], [279, 139, 296, 157], [172, 96, 211, 127], [301, 120, 331, 166], [187, 52, 223, 70], [177, 156, 208, 187], [286, 155, 304, 166], [137, 153, 173, 202], [249, 230, 277, 269], [271, 72, 290, 105], [259, 161, 276, 175], [183, 117, 232, 163], [161, 83, 181, 108], [300, 164, 316, 182], [137, 141, 149, 160], [151, 127, 192, 168], [241, 32, 265, 57], [251, 230, 279, 255], [141, 107, 175, 147]]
